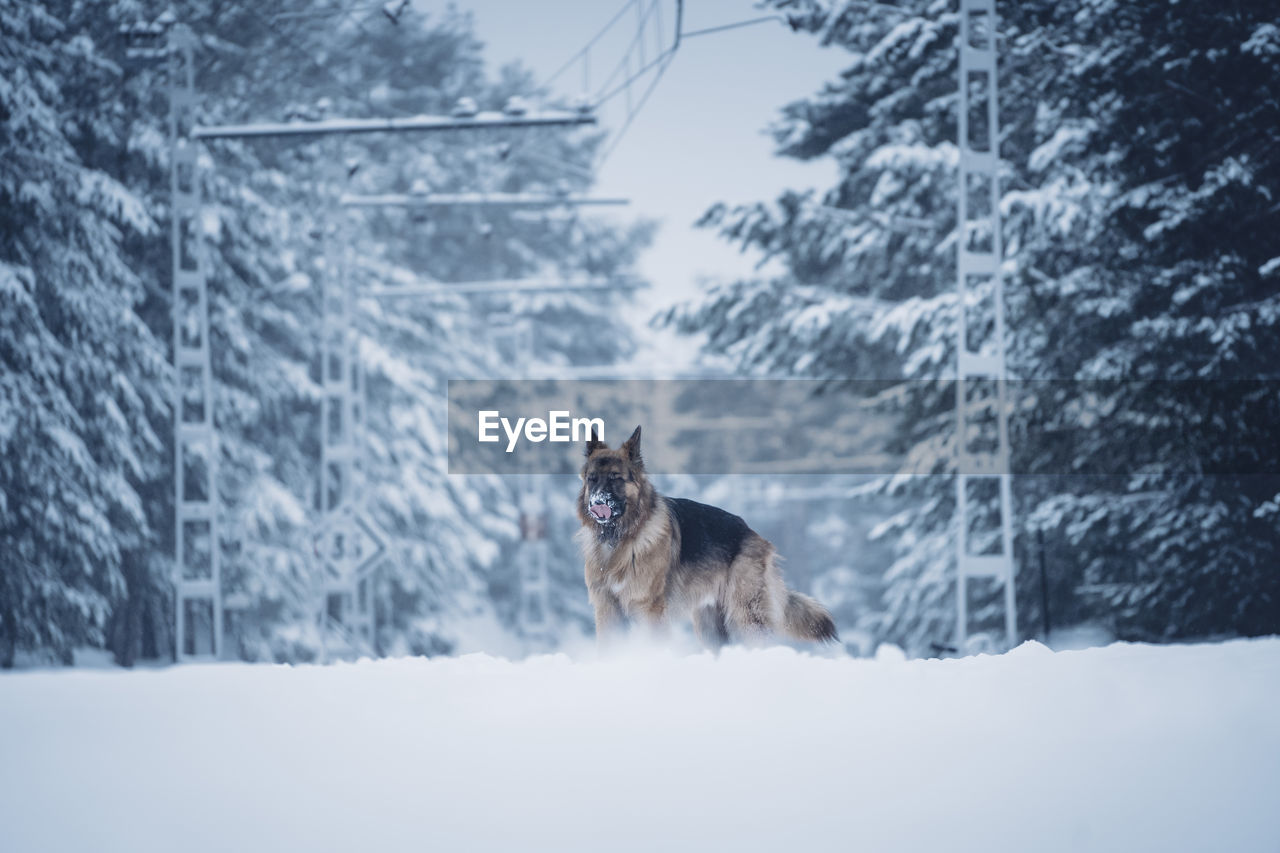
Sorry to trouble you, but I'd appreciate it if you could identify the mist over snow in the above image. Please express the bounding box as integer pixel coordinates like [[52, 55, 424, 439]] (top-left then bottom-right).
[[2, 638, 1277, 853]]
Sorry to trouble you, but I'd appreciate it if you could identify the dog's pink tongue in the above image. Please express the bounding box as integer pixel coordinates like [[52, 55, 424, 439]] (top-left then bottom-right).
[[590, 503, 612, 520]]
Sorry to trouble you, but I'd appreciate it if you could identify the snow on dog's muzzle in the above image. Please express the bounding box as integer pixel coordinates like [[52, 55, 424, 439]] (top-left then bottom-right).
[[588, 491, 620, 524]]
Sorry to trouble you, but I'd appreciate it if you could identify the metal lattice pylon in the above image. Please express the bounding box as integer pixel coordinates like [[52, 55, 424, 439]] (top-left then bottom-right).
[[954, 0, 1016, 651], [517, 492, 553, 641], [168, 25, 223, 660], [315, 163, 380, 657]]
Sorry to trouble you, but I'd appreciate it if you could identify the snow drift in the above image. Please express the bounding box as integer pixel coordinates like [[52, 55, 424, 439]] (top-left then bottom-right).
[[1, 638, 1277, 852]]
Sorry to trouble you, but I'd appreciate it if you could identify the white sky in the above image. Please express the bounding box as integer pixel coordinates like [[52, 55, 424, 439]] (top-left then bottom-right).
[[446, 1, 850, 365]]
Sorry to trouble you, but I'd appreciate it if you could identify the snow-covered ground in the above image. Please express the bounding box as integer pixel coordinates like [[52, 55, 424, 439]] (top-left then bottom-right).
[[2, 638, 1277, 853]]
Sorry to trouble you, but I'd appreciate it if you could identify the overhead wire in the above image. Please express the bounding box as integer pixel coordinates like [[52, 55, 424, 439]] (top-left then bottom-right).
[[635, 0, 647, 67], [592, 43, 673, 108], [681, 15, 784, 39], [590, 0, 680, 167], [653, 0, 665, 61], [497, 0, 652, 186], [595, 47, 675, 166], [465, 0, 638, 188], [591, 0, 663, 106], [594, 5, 871, 166], [511, 4, 804, 177], [540, 0, 641, 92], [239, 6, 406, 118]]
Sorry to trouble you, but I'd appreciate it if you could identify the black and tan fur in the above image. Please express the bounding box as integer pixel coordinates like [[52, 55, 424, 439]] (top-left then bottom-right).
[[576, 425, 838, 649]]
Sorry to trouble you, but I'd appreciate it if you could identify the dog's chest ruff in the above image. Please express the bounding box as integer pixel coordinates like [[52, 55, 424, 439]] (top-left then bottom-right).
[[594, 542, 640, 585], [578, 505, 670, 604]]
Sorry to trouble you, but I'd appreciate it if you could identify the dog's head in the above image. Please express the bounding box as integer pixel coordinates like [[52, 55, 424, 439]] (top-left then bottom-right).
[[578, 425, 648, 535]]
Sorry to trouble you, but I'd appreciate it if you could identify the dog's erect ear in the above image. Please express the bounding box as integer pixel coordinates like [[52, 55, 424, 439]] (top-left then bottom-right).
[[585, 426, 607, 457], [621, 424, 643, 466]]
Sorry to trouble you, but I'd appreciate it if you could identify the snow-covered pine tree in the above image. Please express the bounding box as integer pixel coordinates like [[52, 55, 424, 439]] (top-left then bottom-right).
[[663, 0, 1280, 652], [999, 0, 1280, 640], [0, 2, 170, 666], [2, 0, 648, 663]]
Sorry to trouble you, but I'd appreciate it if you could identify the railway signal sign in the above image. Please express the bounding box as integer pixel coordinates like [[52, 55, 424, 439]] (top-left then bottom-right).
[[313, 506, 387, 582]]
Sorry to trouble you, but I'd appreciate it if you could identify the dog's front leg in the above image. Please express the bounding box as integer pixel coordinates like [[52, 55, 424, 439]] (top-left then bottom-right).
[[590, 589, 626, 641], [633, 598, 669, 643]]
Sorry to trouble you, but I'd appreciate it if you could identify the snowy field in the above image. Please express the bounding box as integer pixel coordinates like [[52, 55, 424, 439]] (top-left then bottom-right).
[[2, 639, 1278, 853]]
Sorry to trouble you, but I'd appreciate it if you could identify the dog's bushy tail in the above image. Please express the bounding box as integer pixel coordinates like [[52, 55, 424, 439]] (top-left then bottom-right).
[[783, 591, 839, 643]]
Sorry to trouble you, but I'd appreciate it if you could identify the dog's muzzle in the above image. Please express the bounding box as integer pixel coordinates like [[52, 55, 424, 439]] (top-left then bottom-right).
[[587, 491, 621, 524]]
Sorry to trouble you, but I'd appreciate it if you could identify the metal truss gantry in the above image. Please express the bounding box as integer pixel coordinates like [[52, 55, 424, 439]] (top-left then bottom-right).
[[340, 194, 636, 647], [139, 16, 598, 660], [954, 0, 1016, 651]]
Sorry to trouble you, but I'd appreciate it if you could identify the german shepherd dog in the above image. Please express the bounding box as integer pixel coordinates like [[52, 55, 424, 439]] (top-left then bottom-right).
[[576, 426, 838, 649]]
